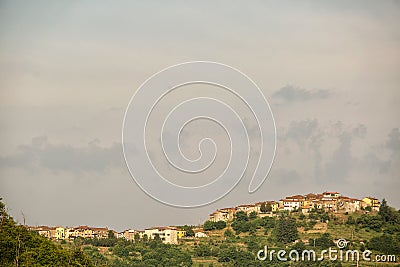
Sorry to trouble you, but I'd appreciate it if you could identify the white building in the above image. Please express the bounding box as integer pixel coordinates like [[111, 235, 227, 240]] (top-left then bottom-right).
[[195, 232, 208, 238], [144, 226, 178, 244], [280, 199, 301, 211]]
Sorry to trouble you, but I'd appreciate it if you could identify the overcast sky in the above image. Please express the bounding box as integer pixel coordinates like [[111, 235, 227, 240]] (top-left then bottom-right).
[[0, 1, 399, 231]]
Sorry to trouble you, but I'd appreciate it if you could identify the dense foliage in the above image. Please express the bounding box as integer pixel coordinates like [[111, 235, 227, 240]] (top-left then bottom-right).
[[0, 198, 93, 267], [275, 215, 299, 244], [203, 220, 226, 231], [179, 225, 195, 237], [107, 238, 193, 267]]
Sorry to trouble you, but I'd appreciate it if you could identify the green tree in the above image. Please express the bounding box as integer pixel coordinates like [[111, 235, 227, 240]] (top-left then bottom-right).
[[260, 202, 275, 213], [194, 242, 212, 257], [265, 203, 273, 212], [260, 203, 267, 213], [320, 213, 330, 222], [249, 211, 258, 220], [260, 216, 276, 229], [275, 216, 299, 244], [234, 211, 248, 222], [224, 229, 234, 237], [180, 225, 195, 236], [315, 233, 334, 249], [0, 197, 94, 267], [291, 241, 306, 253], [368, 234, 400, 255], [215, 220, 227, 230], [379, 199, 400, 225], [203, 220, 215, 231], [134, 232, 140, 243], [108, 230, 116, 239]]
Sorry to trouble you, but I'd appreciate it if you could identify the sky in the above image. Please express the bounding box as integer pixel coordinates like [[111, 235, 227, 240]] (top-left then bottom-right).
[[0, 0, 399, 231]]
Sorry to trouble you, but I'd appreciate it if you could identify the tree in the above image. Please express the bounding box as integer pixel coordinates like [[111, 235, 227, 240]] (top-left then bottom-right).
[[265, 203, 272, 212], [186, 228, 195, 237], [217, 246, 236, 263], [215, 220, 227, 230], [260, 203, 267, 213], [291, 241, 306, 253], [142, 234, 149, 242], [231, 220, 250, 234], [261, 202, 272, 213], [260, 216, 276, 229], [346, 216, 355, 225], [315, 233, 334, 249], [108, 230, 116, 239], [379, 199, 400, 225], [134, 233, 140, 243], [194, 243, 212, 257], [379, 199, 390, 222], [0, 198, 94, 267], [249, 211, 258, 220], [203, 220, 215, 231], [275, 216, 299, 244], [368, 234, 400, 255], [234, 211, 248, 221], [224, 229, 234, 237], [320, 213, 330, 222], [180, 225, 195, 236], [231, 214, 250, 234]]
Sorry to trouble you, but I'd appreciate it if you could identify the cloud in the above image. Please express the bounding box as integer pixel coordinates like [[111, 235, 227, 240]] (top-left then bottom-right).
[[386, 128, 400, 155], [352, 124, 367, 138], [278, 120, 376, 184], [280, 119, 319, 150], [272, 168, 301, 185], [271, 85, 331, 103], [323, 132, 354, 182], [0, 136, 123, 174]]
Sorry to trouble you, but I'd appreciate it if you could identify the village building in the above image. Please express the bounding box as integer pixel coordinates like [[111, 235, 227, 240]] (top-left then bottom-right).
[[144, 226, 178, 244]]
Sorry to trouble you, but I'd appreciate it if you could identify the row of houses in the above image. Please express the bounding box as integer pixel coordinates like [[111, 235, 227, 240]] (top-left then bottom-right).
[[209, 191, 380, 222], [29, 225, 208, 245], [119, 227, 207, 244], [28, 225, 111, 240]]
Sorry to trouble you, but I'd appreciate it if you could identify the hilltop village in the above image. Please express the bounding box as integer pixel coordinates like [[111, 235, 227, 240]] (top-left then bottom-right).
[[28, 191, 380, 245], [209, 191, 379, 222]]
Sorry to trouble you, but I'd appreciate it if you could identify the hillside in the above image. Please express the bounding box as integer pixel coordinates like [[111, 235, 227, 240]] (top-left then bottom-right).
[[1, 197, 400, 267]]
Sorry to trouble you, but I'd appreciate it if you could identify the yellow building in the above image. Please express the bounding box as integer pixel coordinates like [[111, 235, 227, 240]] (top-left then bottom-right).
[[177, 230, 186, 239], [55, 227, 65, 240], [362, 197, 380, 210], [270, 201, 279, 212]]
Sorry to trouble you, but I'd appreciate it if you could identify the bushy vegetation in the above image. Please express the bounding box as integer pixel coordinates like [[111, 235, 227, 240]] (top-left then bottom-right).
[[179, 225, 195, 237], [203, 220, 226, 231], [109, 238, 192, 267], [0, 198, 93, 267], [275, 215, 299, 244]]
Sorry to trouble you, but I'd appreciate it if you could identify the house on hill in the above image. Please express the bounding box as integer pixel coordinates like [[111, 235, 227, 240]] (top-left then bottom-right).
[[362, 197, 380, 211], [209, 207, 236, 222], [144, 226, 178, 244]]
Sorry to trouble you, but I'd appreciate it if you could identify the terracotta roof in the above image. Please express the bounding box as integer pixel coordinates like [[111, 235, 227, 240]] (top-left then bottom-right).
[[145, 226, 176, 231]]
